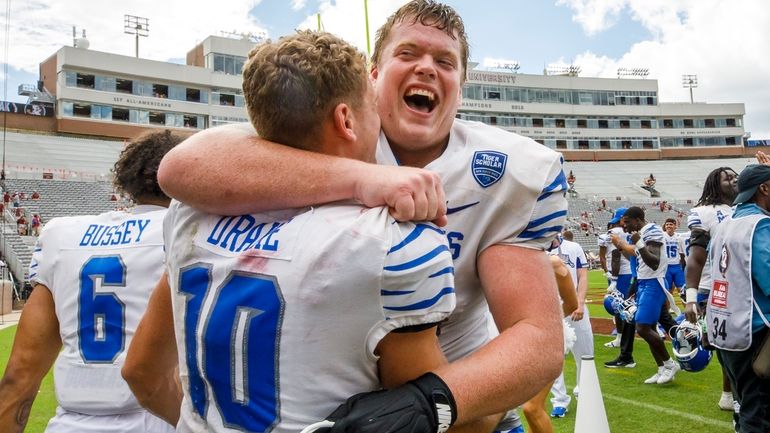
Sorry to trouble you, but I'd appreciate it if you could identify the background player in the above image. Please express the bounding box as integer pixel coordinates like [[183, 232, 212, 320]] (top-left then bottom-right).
[[683, 167, 739, 410], [157, 1, 567, 430], [548, 230, 593, 418], [521, 255, 578, 433], [122, 31, 484, 433], [620, 207, 678, 385], [662, 218, 686, 295], [0, 130, 182, 433]]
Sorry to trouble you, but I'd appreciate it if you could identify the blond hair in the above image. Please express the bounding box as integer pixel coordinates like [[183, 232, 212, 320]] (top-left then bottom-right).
[[372, 0, 469, 80], [242, 30, 368, 150]]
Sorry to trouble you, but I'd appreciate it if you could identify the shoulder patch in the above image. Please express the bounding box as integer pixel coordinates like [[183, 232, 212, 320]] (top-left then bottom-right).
[[471, 151, 507, 188]]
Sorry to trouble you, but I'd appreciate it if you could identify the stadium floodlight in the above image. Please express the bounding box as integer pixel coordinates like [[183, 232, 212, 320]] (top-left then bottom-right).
[[617, 67, 649, 78], [682, 74, 698, 104], [547, 64, 581, 77], [124, 15, 149, 58], [491, 61, 521, 73]]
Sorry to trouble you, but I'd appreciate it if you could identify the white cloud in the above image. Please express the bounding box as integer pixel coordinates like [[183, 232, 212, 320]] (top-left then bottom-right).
[[291, 0, 307, 11], [556, 0, 627, 35], [560, 0, 770, 137], [2, 0, 266, 74]]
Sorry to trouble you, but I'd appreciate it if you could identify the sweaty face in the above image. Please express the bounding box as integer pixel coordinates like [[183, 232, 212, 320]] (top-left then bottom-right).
[[720, 170, 738, 201], [371, 21, 463, 168]]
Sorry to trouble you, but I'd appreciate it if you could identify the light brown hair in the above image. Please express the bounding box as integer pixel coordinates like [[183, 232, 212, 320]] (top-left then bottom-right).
[[372, 0, 469, 80], [242, 30, 368, 150]]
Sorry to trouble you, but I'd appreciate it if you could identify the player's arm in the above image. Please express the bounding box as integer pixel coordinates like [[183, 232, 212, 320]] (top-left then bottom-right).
[[573, 265, 589, 321], [122, 274, 181, 426], [598, 245, 608, 273], [157, 123, 446, 224], [634, 235, 662, 270], [0, 286, 61, 433], [611, 234, 635, 258], [550, 255, 578, 316], [436, 246, 562, 421], [376, 328, 500, 433], [684, 229, 709, 322]]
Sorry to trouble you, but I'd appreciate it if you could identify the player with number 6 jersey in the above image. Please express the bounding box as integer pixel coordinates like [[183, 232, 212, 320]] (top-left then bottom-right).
[[0, 130, 182, 433]]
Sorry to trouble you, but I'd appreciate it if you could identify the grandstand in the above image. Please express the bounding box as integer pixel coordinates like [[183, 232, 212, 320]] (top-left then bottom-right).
[[0, 130, 763, 296]]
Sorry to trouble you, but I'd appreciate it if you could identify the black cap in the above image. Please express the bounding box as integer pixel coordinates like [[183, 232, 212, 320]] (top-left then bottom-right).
[[733, 164, 770, 205]]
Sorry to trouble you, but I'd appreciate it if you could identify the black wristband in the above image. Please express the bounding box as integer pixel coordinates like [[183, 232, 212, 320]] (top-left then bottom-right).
[[410, 373, 457, 432]]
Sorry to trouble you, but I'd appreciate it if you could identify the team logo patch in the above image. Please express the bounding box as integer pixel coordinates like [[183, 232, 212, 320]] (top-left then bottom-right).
[[471, 151, 507, 188]]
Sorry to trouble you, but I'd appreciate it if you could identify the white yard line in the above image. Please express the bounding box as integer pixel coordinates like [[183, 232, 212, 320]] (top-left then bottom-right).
[[604, 394, 733, 430]]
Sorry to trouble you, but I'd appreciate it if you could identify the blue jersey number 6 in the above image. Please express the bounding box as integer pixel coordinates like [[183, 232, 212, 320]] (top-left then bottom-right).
[[78, 255, 126, 363]]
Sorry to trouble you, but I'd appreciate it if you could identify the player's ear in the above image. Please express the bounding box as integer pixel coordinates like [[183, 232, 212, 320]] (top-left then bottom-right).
[[332, 102, 356, 142]]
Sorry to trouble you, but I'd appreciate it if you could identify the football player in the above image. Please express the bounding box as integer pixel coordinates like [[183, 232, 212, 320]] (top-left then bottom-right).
[[122, 31, 478, 433], [0, 130, 182, 433], [683, 167, 739, 411], [156, 1, 566, 431], [548, 231, 593, 417], [662, 218, 686, 294], [620, 207, 678, 385]]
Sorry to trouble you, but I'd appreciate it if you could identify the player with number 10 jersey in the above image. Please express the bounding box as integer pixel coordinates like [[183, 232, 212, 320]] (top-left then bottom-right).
[[164, 201, 455, 433]]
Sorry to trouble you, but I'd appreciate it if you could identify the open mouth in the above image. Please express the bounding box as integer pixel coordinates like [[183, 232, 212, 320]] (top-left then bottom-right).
[[404, 88, 438, 113]]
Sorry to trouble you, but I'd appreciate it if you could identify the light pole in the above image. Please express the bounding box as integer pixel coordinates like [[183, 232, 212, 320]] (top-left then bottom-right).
[[124, 15, 149, 58], [682, 74, 698, 104]]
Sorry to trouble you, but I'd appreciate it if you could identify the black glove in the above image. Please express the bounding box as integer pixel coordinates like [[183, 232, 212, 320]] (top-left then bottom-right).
[[324, 372, 457, 433]]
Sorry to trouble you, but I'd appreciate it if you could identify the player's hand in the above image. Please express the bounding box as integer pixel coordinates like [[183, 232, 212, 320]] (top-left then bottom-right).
[[629, 232, 641, 244], [323, 373, 456, 433], [353, 165, 447, 226], [570, 308, 584, 321], [684, 302, 699, 324], [606, 279, 618, 294], [757, 150, 770, 166]]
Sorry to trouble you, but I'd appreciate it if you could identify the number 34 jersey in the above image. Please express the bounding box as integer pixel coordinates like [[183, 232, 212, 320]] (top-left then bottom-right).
[[29, 205, 168, 415], [163, 200, 455, 433]]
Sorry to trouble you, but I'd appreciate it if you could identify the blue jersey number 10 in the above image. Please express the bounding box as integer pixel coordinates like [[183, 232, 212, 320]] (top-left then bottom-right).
[[179, 265, 285, 432]]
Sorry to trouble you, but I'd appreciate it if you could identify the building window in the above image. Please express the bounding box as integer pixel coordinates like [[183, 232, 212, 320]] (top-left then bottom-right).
[[600, 140, 610, 149], [153, 84, 169, 99], [76, 73, 95, 89], [642, 140, 654, 149], [532, 118, 543, 128], [113, 107, 130, 122], [73, 103, 91, 117], [556, 140, 567, 149], [683, 119, 694, 128], [187, 88, 201, 102], [219, 93, 235, 106], [555, 118, 566, 128], [726, 136, 736, 145], [683, 138, 694, 146], [486, 91, 501, 100], [726, 118, 736, 127], [621, 140, 632, 149], [577, 140, 589, 149], [641, 120, 652, 129], [116, 78, 133, 94], [598, 120, 609, 129], [705, 118, 715, 128], [620, 120, 630, 129], [662, 119, 673, 128], [149, 111, 166, 125]]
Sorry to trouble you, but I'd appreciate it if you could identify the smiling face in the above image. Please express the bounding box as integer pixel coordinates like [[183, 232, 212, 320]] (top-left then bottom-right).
[[720, 169, 739, 202], [371, 20, 463, 168], [664, 221, 676, 235]]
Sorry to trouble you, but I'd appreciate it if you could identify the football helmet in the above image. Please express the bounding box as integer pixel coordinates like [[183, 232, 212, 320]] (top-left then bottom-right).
[[603, 291, 623, 316], [617, 298, 637, 324], [670, 321, 712, 372]]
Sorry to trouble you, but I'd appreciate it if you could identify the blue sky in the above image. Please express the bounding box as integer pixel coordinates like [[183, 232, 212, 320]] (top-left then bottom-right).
[[2, 0, 769, 137]]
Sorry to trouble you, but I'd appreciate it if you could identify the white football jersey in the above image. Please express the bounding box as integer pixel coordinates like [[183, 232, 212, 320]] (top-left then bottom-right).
[[663, 232, 686, 265], [635, 223, 667, 280], [549, 239, 587, 288], [376, 119, 567, 360], [682, 230, 692, 258], [687, 204, 734, 290], [164, 201, 455, 433], [29, 205, 167, 416], [597, 227, 632, 275]]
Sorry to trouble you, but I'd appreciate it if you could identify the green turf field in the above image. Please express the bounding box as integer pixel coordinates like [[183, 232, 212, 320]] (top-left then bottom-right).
[[0, 271, 730, 432]]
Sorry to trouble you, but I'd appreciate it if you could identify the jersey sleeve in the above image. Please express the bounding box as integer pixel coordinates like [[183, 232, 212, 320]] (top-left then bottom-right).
[[642, 224, 664, 244], [507, 155, 568, 250], [597, 234, 609, 248], [576, 245, 588, 269], [368, 222, 456, 351], [687, 208, 704, 231]]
